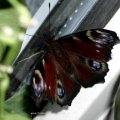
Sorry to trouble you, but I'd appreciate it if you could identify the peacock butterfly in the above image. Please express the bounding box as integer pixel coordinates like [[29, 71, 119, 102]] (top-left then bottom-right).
[[25, 29, 119, 107], [6, 28, 119, 109]]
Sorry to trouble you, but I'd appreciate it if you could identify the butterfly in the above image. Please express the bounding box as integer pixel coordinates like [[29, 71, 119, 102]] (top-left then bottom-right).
[[7, 29, 119, 107]]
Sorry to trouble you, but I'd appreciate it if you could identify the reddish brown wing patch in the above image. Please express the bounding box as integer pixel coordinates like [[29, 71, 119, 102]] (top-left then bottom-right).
[[55, 62, 80, 106], [54, 29, 119, 88], [63, 37, 109, 61], [43, 54, 57, 102], [44, 54, 80, 106], [70, 55, 108, 87], [57, 29, 119, 61]]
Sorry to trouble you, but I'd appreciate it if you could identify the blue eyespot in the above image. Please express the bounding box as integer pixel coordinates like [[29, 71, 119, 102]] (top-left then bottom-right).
[[57, 84, 64, 99], [88, 60, 102, 71]]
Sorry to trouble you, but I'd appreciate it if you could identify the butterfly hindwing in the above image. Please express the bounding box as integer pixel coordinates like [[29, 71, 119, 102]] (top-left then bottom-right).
[[70, 55, 108, 87], [32, 53, 80, 106], [52, 29, 119, 87]]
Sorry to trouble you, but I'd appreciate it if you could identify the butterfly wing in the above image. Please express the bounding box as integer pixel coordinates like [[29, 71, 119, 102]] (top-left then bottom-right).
[[32, 53, 80, 106], [55, 29, 119, 87], [57, 29, 119, 61], [32, 29, 119, 106]]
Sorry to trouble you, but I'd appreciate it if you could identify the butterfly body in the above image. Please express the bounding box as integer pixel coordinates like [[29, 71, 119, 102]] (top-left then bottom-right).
[[30, 29, 119, 107]]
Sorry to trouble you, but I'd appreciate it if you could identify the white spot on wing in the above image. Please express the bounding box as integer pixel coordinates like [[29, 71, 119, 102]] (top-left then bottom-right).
[[73, 36, 80, 41], [86, 30, 92, 37], [49, 86, 51, 90], [96, 30, 103, 34], [96, 50, 100, 53], [42, 59, 45, 66], [96, 44, 102, 48]]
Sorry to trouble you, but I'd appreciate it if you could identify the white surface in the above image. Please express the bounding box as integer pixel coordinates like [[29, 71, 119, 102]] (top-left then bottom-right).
[[33, 8, 120, 120]]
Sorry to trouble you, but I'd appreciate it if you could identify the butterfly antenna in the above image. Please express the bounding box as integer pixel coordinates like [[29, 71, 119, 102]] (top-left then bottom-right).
[[49, 2, 51, 37], [25, 33, 41, 38], [19, 3, 51, 64], [16, 50, 46, 64]]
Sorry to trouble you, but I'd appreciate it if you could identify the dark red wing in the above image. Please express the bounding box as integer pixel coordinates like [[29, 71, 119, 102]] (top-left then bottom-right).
[[32, 29, 119, 106], [54, 58, 80, 106], [57, 29, 119, 61], [32, 53, 80, 106], [53, 29, 119, 87], [69, 55, 108, 87]]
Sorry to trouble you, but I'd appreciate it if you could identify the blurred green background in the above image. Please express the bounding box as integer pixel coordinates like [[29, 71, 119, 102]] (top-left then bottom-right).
[[0, 0, 32, 120], [0, 0, 31, 65]]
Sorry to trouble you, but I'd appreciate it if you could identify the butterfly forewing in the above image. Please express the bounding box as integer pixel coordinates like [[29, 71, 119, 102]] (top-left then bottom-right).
[[57, 29, 119, 61]]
